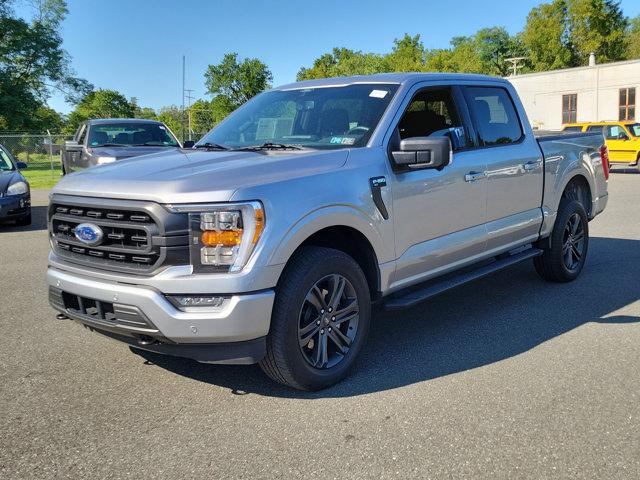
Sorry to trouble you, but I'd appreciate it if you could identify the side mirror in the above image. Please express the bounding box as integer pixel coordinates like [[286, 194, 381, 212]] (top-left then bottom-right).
[[392, 137, 452, 169], [182, 140, 195, 148], [65, 140, 82, 151], [16, 161, 27, 169]]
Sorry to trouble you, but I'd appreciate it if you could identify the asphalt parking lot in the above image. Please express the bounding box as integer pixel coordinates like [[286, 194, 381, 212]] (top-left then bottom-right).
[[1, 173, 639, 480]]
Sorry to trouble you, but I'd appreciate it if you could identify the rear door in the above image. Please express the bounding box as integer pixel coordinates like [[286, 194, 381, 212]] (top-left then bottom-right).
[[603, 124, 636, 162], [462, 85, 544, 252]]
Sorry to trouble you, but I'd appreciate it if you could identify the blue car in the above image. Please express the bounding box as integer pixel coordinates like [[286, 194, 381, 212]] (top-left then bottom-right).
[[0, 144, 31, 226]]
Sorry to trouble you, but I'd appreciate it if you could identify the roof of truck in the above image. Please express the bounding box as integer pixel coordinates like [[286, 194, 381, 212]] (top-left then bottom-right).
[[274, 72, 509, 90], [86, 118, 165, 125]]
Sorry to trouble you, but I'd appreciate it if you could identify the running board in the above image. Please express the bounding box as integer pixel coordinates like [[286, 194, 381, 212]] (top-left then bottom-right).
[[384, 248, 543, 310]]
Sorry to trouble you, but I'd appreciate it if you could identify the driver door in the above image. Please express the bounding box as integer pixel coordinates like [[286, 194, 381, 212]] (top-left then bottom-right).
[[389, 86, 488, 289]]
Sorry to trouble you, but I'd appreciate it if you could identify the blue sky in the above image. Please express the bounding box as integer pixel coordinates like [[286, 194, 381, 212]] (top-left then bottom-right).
[[17, 0, 640, 114]]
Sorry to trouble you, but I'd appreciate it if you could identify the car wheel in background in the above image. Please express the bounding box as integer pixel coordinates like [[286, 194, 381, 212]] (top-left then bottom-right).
[[534, 200, 589, 282], [260, 246, 371, 391]]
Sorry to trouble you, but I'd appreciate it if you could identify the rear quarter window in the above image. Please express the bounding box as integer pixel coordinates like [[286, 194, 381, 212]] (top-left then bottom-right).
[[464, 87, 523, 146]]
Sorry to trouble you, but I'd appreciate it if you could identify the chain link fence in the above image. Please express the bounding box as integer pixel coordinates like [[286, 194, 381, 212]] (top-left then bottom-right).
[[0, 134, 73, 188]]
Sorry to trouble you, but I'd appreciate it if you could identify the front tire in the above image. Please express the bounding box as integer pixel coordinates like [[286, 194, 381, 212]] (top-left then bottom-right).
[[260, 246, 371, 390], [534, 200, 589, 282]]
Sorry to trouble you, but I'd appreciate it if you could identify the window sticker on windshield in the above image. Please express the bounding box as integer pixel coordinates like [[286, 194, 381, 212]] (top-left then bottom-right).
[[158, 125, 166, 130], [330, 137, 356, 145], [369, 89, 388, 99]]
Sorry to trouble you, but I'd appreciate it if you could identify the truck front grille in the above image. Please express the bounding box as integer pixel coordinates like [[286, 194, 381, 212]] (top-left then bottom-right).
[[49, 195, 189, 275]]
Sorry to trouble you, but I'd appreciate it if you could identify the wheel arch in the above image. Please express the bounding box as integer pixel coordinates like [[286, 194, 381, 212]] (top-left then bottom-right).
[[268, 209, 385, 301], [560, 173, 593, 218]]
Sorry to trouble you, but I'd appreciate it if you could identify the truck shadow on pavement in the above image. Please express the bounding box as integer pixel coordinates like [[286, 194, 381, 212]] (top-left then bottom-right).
[[0, 205, 48, 232], [134, 236, 640, 398]]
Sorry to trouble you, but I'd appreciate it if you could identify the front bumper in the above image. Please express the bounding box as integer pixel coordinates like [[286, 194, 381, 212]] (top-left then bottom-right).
[[0, 192, 30, 220], [47, 266, 274, 364]]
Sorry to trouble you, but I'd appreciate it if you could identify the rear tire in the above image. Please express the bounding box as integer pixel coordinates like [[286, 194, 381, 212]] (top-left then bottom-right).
[[534, 200, 588, 282], [260, 246, 371, 391]]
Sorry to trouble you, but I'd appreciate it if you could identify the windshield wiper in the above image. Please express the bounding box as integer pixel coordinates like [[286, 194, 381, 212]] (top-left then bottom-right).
[[94, 143, 125, 147], [235, 142, 302, 151], [193, 142, 229, 151]]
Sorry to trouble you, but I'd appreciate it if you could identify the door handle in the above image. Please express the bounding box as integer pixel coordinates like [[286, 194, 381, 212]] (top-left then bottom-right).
[[464, 171, 486, 182], [523, 160, 542, 172]]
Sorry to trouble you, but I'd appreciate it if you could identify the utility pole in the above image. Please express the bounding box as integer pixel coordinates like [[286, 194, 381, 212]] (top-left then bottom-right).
[[505, 57, 527, 77], [181, 55, 185, 142], [185, 89, 195, 140]]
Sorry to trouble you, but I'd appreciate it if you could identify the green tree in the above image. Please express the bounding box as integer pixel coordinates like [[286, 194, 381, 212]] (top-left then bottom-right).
[[628, 15, 640, 58], [297, 48, 386, 80], [204, 52, 272, 110], [32, 105, 63, 131], [155, 105, 182, 137], [568, 0, 628, 63], [129, 97, 157, 120], [187, 96, 236, 135], [0, 0, 91, 131], [65, 89, 134, 132], [522, 0, 576, 70], [383, 34, 427, 72], [471, 27, 526, 76], [522, 0, 629, 70]]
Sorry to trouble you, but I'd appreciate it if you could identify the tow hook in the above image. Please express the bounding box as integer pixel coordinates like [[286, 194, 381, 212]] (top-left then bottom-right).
[[137, 335, 159, 346], [56, 313, 69, 320]]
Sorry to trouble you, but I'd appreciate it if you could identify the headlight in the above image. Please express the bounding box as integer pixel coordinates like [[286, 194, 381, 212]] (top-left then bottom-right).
[[6, 181, 28, 196], [167, 202, 265, 273], [96, 156, 116, 165]]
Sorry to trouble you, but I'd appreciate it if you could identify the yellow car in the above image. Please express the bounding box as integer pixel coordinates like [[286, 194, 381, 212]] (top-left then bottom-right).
[[563, 121, 640, 168]]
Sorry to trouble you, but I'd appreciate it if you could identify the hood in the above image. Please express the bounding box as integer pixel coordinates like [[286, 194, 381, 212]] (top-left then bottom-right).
[[53, 148, 349, 204], [0, 170, 26, 195], [90, 145, 180, 160]]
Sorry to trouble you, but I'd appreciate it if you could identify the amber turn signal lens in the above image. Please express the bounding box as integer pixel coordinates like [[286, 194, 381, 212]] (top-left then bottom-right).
[[201, 230, 242, 247], [253, 208, 265, 244]]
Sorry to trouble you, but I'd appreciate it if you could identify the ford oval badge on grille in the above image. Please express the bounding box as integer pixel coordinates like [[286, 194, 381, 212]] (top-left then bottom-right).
[[74, 223, 104, 246]]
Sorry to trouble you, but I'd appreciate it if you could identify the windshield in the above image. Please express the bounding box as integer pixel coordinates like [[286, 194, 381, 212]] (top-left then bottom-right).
[[197, 84, 399, 149], [88, 122, 179, 147], [628, 123, 640, 137], [0, 147, 15, 171]]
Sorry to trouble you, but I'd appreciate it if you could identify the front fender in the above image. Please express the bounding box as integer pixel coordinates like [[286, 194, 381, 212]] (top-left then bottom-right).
[[266, 204, 389, 267]]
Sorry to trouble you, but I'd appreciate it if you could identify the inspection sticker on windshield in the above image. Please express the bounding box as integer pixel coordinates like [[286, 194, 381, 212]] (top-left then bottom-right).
[[369, 89, 389, 98], [330, 137, 356, 145]]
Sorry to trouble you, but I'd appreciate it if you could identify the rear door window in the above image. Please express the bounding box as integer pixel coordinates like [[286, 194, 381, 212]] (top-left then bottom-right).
[[463, 87, 523, 146], [604, 125, 628, 140]]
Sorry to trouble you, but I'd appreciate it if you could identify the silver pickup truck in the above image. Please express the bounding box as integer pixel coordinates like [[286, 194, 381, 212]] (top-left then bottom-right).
[[47, 74, 609, 390]]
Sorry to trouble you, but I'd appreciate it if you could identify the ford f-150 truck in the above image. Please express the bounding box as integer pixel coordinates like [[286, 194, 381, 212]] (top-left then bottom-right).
[[47, 74, 609, 390], [60, 118, 184, 174]]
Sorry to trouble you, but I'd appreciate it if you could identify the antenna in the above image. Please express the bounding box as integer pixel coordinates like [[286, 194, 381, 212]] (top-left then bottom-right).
[[181, 55, 186, 141], [505, 56, 527, 76]]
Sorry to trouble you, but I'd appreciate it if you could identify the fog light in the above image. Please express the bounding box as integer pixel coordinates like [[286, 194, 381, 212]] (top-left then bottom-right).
[[167, 295, 228, 310]]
